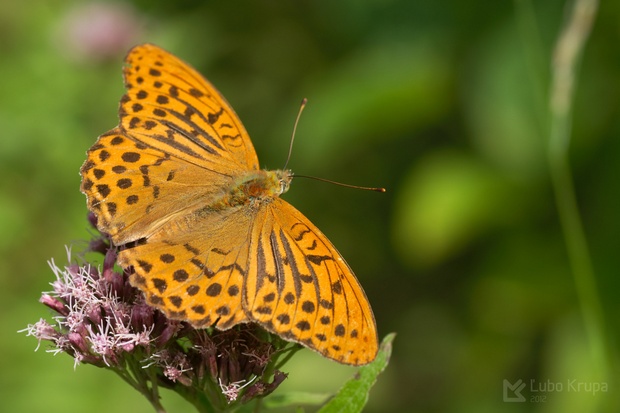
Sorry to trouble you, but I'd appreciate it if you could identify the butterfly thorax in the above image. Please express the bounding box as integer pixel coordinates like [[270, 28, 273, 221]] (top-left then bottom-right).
[[215, 169, 292, 210]]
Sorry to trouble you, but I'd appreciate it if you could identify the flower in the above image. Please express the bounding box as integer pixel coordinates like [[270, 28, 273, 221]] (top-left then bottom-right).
[[21, 213, 294, 412], [55, 2, 144, 62]]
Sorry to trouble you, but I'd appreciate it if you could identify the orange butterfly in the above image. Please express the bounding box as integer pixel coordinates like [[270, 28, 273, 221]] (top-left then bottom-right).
[[80, 44, 378, 365]]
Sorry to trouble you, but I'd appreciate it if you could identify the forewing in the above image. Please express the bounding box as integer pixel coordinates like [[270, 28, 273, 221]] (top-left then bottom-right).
[[81, 43, 258, 245], [121, 44, 259, 171], [244, 199, 378, 365], [81, 129, 233, 245]]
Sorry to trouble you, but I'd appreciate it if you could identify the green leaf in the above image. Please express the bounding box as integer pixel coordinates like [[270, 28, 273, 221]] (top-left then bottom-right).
[[318, 333, 395, 413]]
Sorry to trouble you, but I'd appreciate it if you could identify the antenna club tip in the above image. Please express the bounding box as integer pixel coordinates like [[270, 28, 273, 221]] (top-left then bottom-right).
[[301, 97, 308, 105], [376, 187, 387, 193]]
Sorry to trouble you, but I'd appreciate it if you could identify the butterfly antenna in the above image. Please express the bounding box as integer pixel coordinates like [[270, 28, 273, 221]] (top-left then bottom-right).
[[285, 98, 385, 193], [293, 174, 386, 193], [283, 98, 307, 170]]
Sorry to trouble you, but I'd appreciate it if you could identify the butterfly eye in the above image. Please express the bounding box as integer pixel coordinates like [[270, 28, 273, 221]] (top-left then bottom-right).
[[275, 170, 291, 195]]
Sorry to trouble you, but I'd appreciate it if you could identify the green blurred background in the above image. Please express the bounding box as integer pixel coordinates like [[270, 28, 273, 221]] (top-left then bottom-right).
[[2, 0, 619, 412]]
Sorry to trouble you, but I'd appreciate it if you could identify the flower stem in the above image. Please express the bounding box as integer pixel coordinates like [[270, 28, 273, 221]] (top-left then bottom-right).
[[174, 384, 220, 413], [271, 343, 301, 373], [112, 354, 167, 413], [548, 0, 608, 380]]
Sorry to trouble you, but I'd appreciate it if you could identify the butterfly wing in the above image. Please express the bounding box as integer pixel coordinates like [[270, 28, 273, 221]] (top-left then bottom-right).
[[122, 43, 259, 171], [118, 202, 256, 328], [244, 199, 378, 365], [81, 44, 258, 245], [81, 130, 233, 244]]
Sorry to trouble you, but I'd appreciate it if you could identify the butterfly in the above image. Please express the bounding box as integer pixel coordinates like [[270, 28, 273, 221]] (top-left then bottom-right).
[[80, 43, 378, 365]]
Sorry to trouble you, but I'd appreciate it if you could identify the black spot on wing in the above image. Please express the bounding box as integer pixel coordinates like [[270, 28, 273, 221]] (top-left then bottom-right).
[[307, 254, 333, 265]]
